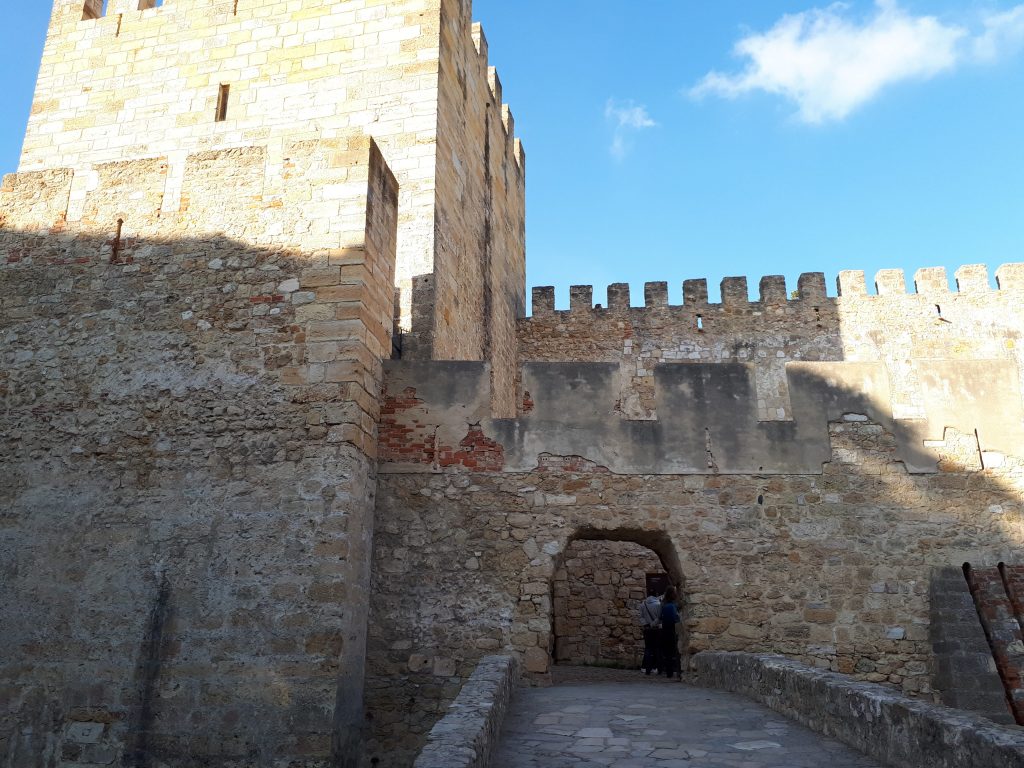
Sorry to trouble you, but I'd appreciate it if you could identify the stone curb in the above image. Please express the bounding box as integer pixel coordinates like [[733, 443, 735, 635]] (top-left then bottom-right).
[[412, 655, 520, 768], [694, 652, 1024, 768]]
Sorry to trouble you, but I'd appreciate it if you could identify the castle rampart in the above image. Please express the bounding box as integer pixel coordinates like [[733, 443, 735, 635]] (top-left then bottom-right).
[[519, 266, 1024, 424], [1, 133, 398, 767], [4, 3, 1024, 767]]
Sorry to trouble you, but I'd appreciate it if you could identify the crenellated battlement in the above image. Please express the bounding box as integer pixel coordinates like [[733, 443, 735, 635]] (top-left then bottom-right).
[[472, 22, 526, 175], [528, 263, 1024, 317], [519, 263, 1024, 424]]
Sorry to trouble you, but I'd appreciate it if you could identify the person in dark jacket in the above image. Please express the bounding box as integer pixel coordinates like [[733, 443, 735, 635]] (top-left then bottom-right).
[[660, 586, 682, 679]]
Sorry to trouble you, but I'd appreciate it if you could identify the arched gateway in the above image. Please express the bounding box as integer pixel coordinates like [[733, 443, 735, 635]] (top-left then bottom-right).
[[548, 527, 687, 670]]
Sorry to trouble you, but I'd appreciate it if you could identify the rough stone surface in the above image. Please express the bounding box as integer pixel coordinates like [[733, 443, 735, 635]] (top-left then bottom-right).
[[413, 655, 519, 768], [366, 406, 1024, 763], [5, 3, 1024, 768], [2, 124, 400, 768], [553, 540, 664, 667], [694, 652, 1024, 768], [493, 671, 882, 768]]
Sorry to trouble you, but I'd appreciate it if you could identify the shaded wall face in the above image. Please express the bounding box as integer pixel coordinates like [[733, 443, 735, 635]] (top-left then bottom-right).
[[0, 138, 397, 768], [365, 417, 1024, 766], [553, 540, 663, 667]]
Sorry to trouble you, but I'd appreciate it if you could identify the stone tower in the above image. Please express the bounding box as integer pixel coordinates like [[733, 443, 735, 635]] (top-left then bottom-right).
[[0, 1, 524, 766], [20, 0, 525, 392]]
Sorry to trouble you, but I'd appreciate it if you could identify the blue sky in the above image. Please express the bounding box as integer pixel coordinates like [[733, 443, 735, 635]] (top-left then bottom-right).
[[3, 1, 1023, 306]]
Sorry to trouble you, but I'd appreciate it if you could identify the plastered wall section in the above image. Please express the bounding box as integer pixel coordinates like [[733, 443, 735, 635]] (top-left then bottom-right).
[[553, 541, 662, 667], [0, 135, 397, 767], [20, 0, 525, 365], [519, 268, 1024, 424]]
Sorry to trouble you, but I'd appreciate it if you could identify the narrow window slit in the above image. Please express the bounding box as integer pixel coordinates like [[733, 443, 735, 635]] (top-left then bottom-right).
[[82, 0, 106, 20], [696, 314, 704, 331], [215, 84, 231, 122]]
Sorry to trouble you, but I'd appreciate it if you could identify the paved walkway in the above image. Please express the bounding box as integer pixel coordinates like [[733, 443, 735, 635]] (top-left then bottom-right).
[[493, 668, 883, 768]]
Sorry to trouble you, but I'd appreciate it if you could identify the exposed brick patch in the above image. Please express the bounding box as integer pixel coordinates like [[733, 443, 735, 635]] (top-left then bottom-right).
[[535, 453, 611, 474], [438, 425, 505, 471], [379, 390, 506, 471], [521, 390, 534, 414], [378, 387, 435, 465]]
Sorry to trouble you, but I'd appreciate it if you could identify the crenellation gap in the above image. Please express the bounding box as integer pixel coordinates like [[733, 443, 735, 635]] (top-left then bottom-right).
[[797, 272, 827, 301], [683, 279, 709, 307], [955, 264, 990, 293], [720, 276, 749, 307], [837, 270, 867, 297], [875, 269, 907, 296]]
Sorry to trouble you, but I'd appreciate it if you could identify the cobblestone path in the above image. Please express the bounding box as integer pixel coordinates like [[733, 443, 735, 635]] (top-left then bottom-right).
[[493, 669, 883, 768]]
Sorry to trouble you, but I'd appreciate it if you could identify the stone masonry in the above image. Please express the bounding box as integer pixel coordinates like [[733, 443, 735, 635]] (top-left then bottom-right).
[[3, 2, 1024, 767], [553, 540, 664, 667], [19, 0, 525, 376]]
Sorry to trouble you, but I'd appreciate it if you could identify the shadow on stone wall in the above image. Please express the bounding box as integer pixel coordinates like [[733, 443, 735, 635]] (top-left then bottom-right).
[[0, 224, 388, 768], [366, 351, 1024, 766], [551, 532, 682, 668]]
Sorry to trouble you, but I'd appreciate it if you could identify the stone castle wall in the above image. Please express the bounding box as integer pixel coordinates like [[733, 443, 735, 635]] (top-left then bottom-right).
[[21, 0, 525, 373], [365, 270, 1024, 764], [367, 417, 1024, 765], [520, 268, 1024, 423], [552, 540, 663, 667], [429, 14, 525, 413], [0, 135, 398, 768]]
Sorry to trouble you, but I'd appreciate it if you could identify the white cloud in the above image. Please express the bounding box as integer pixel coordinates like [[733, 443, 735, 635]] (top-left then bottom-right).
[[974, 6, 1024, 62], [605, 99, 657, 160], [691, 1, 1024, 124]]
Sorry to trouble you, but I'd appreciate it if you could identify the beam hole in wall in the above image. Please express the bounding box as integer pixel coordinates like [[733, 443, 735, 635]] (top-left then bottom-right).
[[215, 84, 231, 123], [549, 528, 686, 672]]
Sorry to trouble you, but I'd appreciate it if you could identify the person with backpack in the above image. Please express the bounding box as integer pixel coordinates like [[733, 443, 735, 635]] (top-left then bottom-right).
[[638, 585, 662, 675]]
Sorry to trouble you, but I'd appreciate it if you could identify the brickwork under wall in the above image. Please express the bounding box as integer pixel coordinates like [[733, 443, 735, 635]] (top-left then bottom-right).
[[552, 540, 662, 667], [0, 136, 398, 768]]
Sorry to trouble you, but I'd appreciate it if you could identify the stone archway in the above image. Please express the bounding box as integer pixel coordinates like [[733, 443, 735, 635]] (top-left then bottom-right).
[[547, 527, 688, 671]]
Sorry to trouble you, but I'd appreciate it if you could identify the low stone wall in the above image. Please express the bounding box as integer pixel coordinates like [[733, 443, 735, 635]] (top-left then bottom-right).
[[694, 652, 1024, 768], [412, 655, 520, 768]]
